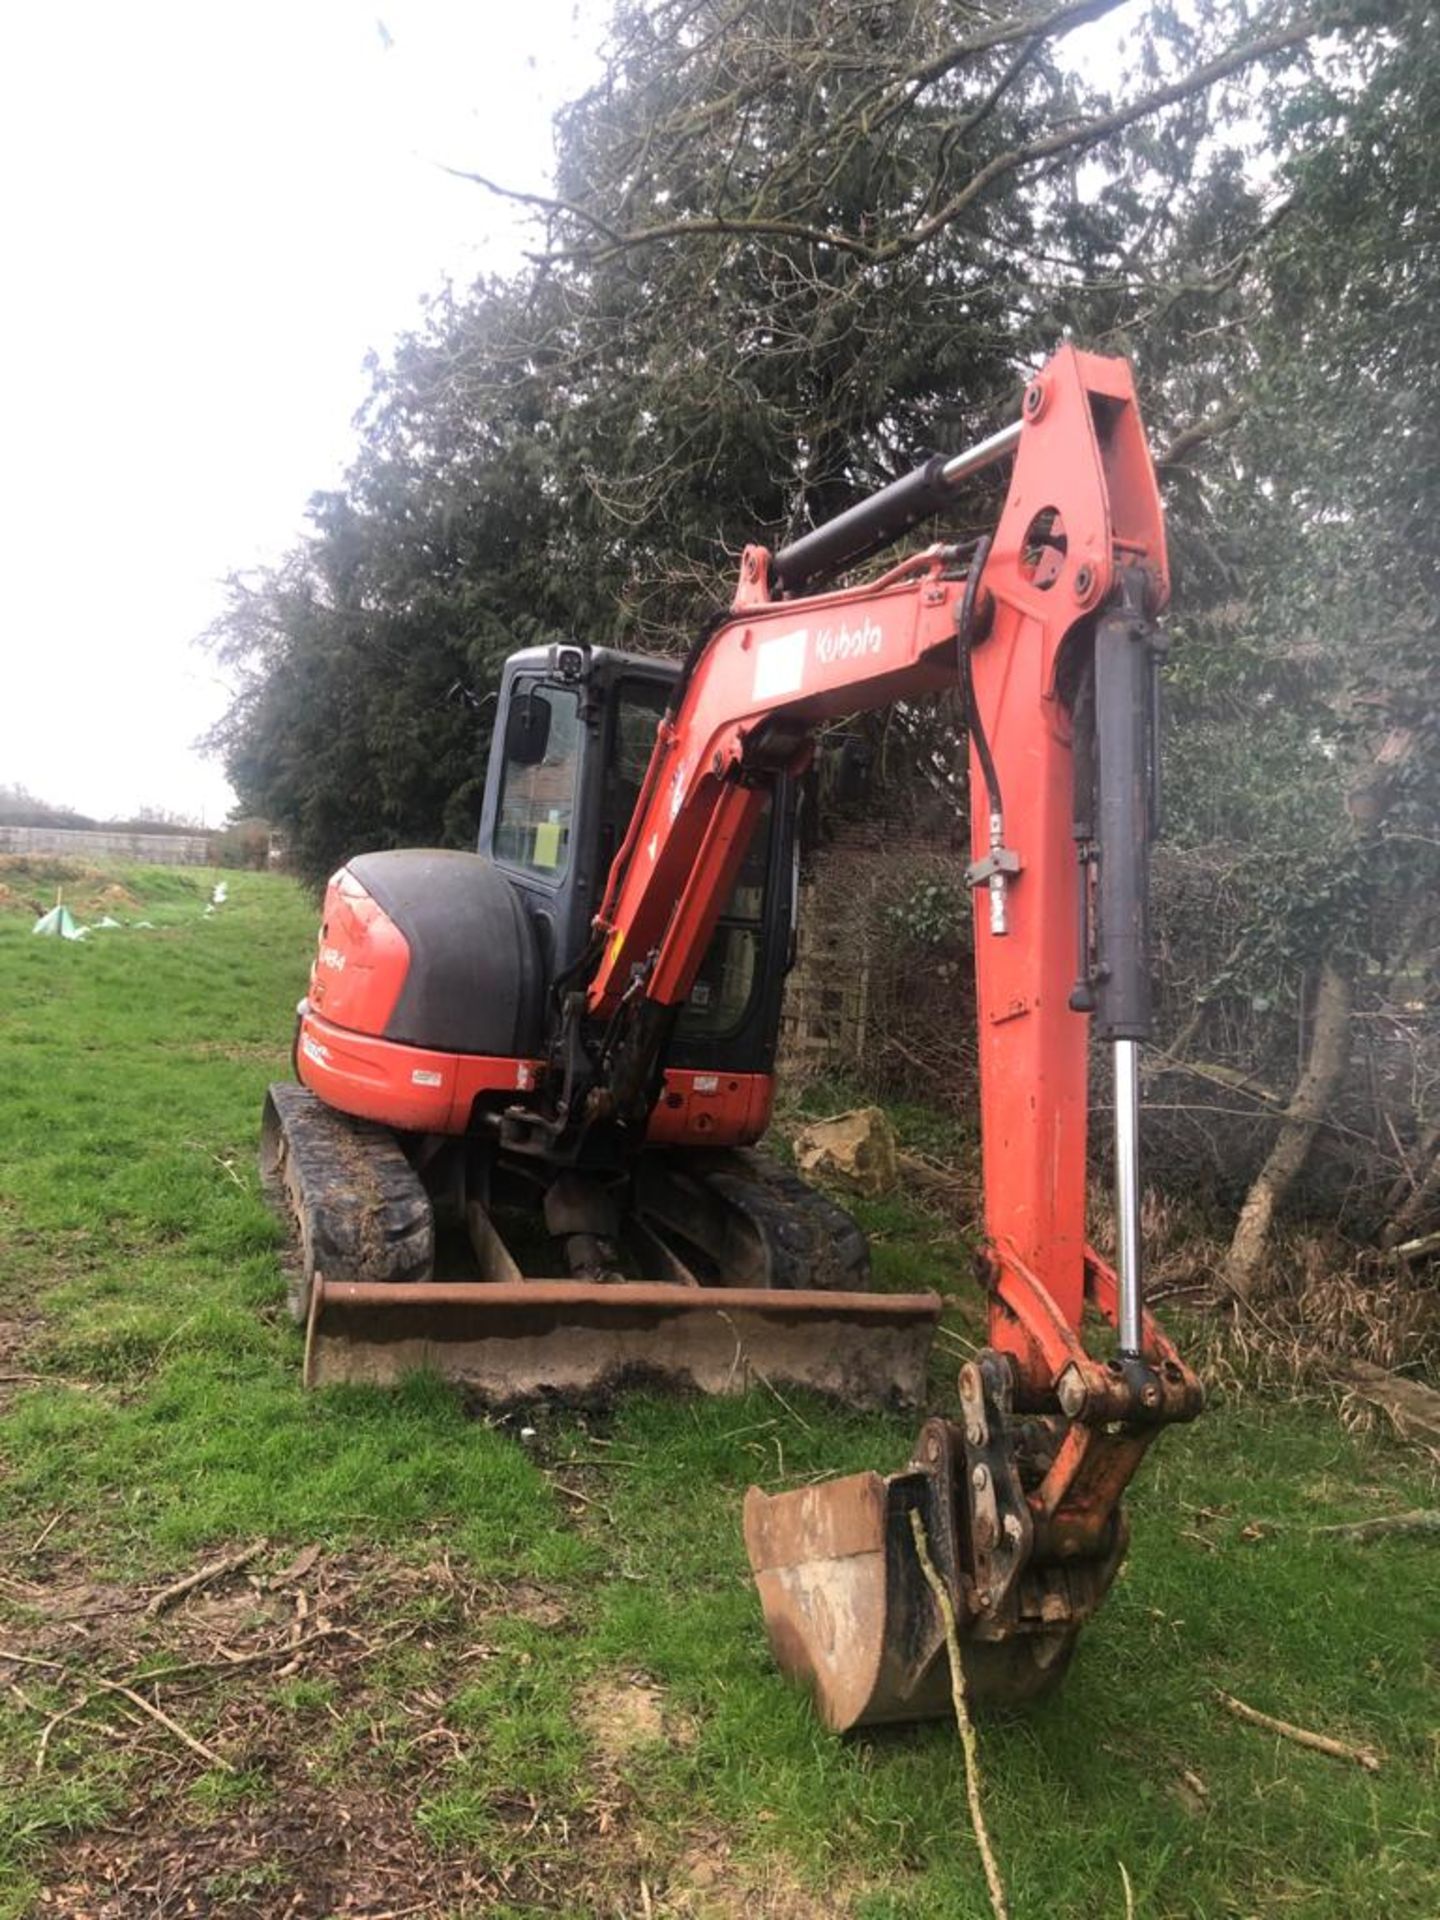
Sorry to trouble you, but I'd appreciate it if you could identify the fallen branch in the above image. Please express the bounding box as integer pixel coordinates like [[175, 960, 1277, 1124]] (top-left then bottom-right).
[[1339, 1361, 1440, 1449], [144, 1539, 266, 1618], [0, 1645, 232, 1772], [1311, 1510, 1440, 1542], [1214, 1689, 1381, 1771], [1392, 1228, 1440, 1264], [909, 1510, 1009, 1920]]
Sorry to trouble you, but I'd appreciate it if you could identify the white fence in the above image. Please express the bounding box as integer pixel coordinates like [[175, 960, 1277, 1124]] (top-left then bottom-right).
[[0, 825, 212, 866]]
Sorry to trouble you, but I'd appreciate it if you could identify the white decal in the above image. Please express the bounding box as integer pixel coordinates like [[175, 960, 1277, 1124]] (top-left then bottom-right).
[[753, 626, 808, 700], [694, 1073, 720, 1094], [814, 615, 882, 666], [301, 1034, 331, 1067], [319, 945, 346, 971], [669, 765, 686, 819], [516, 1062, 535, 1091], [411, 1068, 443, 1087]]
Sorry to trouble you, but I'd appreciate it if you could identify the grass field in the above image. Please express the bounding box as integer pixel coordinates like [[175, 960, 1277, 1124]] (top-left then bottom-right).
[[0, 862, 1435, 1918]]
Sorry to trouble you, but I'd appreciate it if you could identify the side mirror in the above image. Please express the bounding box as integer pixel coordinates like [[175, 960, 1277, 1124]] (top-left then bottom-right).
[[503, 687, 552, 766]]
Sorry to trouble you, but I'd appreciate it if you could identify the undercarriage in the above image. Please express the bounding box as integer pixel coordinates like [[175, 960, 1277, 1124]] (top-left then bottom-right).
[[260, 1083, 937, 1409]]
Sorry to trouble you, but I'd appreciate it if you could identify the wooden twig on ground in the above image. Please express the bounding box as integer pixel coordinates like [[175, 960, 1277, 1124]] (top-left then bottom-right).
[[0, 1645, 232, 1772], [1310, 1510, 1440, 1541], [144, 1539, 266, 1618], [909, 1509, 1009, 1920], [266, 1543, 321, 1588], [26, 1510, 64, 1555], [35, 1696, 89, 1773], [1214, 1689, 1381, 1771], [93, 1674, 232, 1771]]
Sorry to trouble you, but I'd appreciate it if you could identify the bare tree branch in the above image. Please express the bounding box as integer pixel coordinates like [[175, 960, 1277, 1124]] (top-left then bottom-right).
[[1160, 400, 1245, 467], [493, 12, 1336, 269], [877, 16, 1326, 263]]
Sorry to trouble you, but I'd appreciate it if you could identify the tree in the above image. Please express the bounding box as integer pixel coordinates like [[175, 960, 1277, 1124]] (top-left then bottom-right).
[[211, 0, 1354, 887], [1125, 2, 1440, 1283]]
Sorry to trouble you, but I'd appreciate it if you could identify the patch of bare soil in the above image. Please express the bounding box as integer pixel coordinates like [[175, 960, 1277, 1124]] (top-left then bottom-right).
[[573, 1681, 839, 1918], [581, 1674, 666, 1762], [41, 1784, 455, 1919], [0, 859, 140, 918], [661, 1835, 845, 1919], [3, 1543, 602, 1917], [5, 1539, 845, 1919], [177, 1040, 287, 1064], [580, 1675, 696, 1769]]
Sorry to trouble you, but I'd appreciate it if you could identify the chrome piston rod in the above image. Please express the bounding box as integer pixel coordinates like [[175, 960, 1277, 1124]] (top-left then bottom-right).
[[1113, 1038, 1144, 1357], [940, 419, 1023, 488]]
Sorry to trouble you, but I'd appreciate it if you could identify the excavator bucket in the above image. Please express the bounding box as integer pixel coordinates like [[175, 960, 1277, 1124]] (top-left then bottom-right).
[[744, 1417, 1078, 1729], [744, 1468, 955, 1731], [304, 1277, 939, 1408]]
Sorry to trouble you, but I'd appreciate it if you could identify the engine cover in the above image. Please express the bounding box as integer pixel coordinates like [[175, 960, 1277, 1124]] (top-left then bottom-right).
[[309, 849, 544, 1058]]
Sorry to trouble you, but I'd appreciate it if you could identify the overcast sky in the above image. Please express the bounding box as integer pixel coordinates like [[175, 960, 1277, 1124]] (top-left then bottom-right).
[[0, 1, 1144, 828], [0, 2, 601, 824]]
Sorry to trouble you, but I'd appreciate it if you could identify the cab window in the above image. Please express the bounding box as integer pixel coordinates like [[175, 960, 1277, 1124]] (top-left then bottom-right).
[[677, 793, 772, 1042], [494, 681, 581, 878]]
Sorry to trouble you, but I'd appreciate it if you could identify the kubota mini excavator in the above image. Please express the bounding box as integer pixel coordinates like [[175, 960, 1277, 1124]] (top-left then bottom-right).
[[263, 344, 1203, 1725]]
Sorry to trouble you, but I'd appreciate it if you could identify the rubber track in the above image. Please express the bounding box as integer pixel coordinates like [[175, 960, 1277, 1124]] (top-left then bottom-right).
[[692, 1148, 872, 1292], [260, 1084, 433, 1310]]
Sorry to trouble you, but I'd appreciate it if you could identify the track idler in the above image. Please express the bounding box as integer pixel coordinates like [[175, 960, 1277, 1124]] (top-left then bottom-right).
[[744, 1353, 1157, 1729]]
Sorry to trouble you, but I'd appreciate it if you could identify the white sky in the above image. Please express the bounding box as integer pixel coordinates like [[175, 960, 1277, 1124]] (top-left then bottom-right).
[[0, 1, 601, 824], [0, 0, 1149, 827]]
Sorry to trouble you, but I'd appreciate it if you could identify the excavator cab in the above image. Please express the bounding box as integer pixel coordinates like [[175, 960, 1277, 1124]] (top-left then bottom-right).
[[476, 646, 795, 1093]]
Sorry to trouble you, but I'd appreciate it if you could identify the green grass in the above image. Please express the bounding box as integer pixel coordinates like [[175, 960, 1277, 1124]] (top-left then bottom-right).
[[0, 865, 1436, 1916]]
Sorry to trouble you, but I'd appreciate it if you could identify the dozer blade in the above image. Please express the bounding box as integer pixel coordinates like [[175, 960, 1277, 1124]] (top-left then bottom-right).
[[304, 1277, 939, 1411], [744, 1442, 1077, 1731]]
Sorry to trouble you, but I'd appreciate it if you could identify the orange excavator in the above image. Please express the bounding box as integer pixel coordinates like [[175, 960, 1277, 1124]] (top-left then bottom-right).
[[262, 345, 1202, 1724]]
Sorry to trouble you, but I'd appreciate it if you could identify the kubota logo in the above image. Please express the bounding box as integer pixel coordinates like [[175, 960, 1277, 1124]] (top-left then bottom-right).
[[814, 616, 882, 665], [319, 945, 346, 971]]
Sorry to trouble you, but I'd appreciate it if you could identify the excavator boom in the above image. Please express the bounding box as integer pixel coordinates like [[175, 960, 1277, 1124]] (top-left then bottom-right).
[[563, 345, 1201, 1726]]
